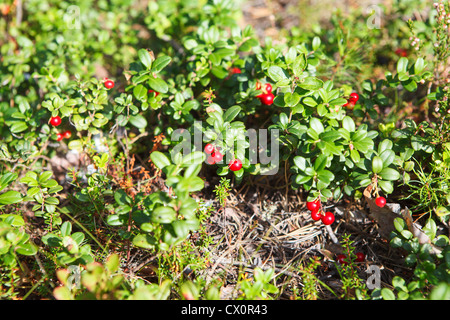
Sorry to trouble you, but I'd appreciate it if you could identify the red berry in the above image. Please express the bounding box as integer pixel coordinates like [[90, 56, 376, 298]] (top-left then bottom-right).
[[349, 93, 359, 102], [321, 211, 335, 225], [204, 143, 214, 154], [56, 133, 64, 141], [206, 155, 216, 165], [211, 151, 223, 163], [395, 48, 407, 57], [306, 200, 320, 212], [343, 100, 355, 110], [375, 196, 386, 208], [229, 159, 243, 172], [337, 254, 348, 265], [231, 67, 241, 74], [104, 79, 115, 89], [255, 82, 262, 90], [63, 130, 71, 139], [49, 116, 61, 127], [148, 89, 159, 97], [311, 210, 322, 221], [355, 252, 365, 262], [259, 92, 274, 105], [265, 83, 272, 93]]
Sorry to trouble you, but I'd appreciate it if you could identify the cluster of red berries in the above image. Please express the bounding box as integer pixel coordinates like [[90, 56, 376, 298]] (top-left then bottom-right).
[[256, 82, 275, 106], [227, 67, 275, 105], [56, 130, 72, 141], [343, 92, 359, 110], [103, 78, 115, 89], [204, 143, 242, 172], [49, 116, 71, 141], [204, 144, 223, 165], [395, 48, 408, 57], [375, 196, 386, 208], [336, 252, 365, 265], [306, 199, 335, 225]]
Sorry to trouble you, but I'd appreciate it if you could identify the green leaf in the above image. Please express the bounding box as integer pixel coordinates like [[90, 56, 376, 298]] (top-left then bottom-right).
[[267, 66, 287, 82], [397, 57, 408, 73], [133, 234, 156, 249], [138, 49, 153, 69], [414, 57, 425, 74], [380, 150, 395, 167], [133, 84, 147, 102], [150, 151, 171, 169], [312, 36, 321, 51], [350, 149, 360, 163], [298, 77, 323, 91], [15, 243, 37, 256], [38, 171, 53, 184], [314, 154, 328, 172], [309, 118, 324, 135], [435, 206, 450, 217], [176, 176, 204, 192], [106, 254, 120, 273], [372, 156, 383, 174], [0, 191, 22, 205], [381, 288, 396, 300], [181, 151, 205, 166], [223, 105, 241, 123], [295, 174, 312, 184], [0, 173, 18, 191], [284, 92, 301, 107], [402, 78, 418, 92], [114, 189, 131, 206], [394, 217, 406, 232], [151, 206, 176, 224], [302, 96, 317, 107], [106, 214, 125, 226], [129, 114, 148, 129], [342, 116, 355, 132], [317, 169, 334, 184], [378, 139, 393, 154], [392, 276, 407, 292], [279, 113, 289, 128], [10, 121, 28, 133], [131, 74, 150, 85], [398, 72, 409, 81], [293, 54, 307, 75], [172, 220, 190, 238], [423, 219, 437, 241], [60, 221, 72, 238], [151, 56, 171, 73], [68, 140, 83, 152], [148, 77, 169, 93], [430, 283, 450, 300], [379, 180, 394, 194], [379, 168, 400, 181], [293, 156, 307, 171]]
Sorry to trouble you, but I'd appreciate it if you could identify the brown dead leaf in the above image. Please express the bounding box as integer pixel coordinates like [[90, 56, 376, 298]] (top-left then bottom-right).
[[250, 7, 272, 19], [363, 185, 400, 239]]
